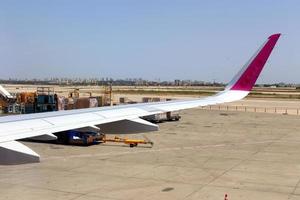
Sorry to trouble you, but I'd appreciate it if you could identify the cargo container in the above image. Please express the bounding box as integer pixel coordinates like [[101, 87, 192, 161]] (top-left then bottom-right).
[[119, 97, 128, 104]]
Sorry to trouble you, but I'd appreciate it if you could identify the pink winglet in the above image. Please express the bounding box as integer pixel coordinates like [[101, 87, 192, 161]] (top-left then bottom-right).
[[230, 33, 281, 91]]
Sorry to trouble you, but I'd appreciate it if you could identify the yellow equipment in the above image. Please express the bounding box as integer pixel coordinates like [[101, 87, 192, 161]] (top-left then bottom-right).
[[101, 135, 153, 148]]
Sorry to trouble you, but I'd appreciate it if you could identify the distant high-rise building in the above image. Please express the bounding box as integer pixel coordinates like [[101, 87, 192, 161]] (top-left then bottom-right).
[[174, 79, 180, 86]]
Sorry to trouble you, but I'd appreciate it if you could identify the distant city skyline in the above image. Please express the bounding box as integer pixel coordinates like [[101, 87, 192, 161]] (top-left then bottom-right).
[[0, 1, 299, 83], [1, 77, 297, 88]]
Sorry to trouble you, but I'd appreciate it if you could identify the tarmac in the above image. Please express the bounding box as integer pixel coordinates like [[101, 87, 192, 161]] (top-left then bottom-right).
[[1, 108, 300, 200]]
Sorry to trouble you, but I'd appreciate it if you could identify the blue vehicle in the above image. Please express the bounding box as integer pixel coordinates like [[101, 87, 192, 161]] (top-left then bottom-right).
[[55, 130, 102, 146]]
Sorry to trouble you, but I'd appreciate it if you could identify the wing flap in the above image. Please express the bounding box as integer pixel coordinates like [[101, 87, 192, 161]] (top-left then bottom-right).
[[0, 141, 40, 165], [97, 118, 158, 134], [29, 133, 57, 141]]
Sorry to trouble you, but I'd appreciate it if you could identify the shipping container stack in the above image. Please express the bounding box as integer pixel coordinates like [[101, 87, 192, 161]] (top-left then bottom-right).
[[35, 87, 57, 113], [17, 92, 36, 114], [64, 89, 103, 110], [13, 87, 106, 114]]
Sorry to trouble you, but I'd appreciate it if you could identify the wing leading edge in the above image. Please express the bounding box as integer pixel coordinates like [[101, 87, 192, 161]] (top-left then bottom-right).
[[0, 33, 281, 164]]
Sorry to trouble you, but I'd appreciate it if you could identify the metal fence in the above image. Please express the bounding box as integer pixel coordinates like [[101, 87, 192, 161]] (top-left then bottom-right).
[[201, 105, 300, 115]]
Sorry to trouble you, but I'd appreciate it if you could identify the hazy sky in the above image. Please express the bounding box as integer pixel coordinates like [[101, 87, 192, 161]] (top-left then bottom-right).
[[0, 0, 299, 83]]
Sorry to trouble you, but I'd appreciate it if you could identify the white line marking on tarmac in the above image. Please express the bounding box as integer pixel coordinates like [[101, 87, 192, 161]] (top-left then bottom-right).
[[43, 140, 280, 161]]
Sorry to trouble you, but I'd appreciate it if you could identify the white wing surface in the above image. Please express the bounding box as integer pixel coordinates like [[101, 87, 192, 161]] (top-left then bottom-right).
[[0, 34, 281, 164]]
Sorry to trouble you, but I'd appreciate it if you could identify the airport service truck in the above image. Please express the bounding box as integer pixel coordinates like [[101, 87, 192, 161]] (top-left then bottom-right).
[[142, 111, 181, 123], [55, 130, 102, 145]]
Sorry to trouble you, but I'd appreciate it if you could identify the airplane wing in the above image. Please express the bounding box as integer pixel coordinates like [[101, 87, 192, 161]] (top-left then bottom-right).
[[0, 33, 281, 164]]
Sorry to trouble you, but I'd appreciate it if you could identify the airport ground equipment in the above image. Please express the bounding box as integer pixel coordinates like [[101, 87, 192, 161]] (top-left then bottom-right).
[[142, 111, 181, 123], [0, 34, 281, 164], [100, 134, 153, 147], [55, 130, 102, 145], [54, 130, 153, 147]]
